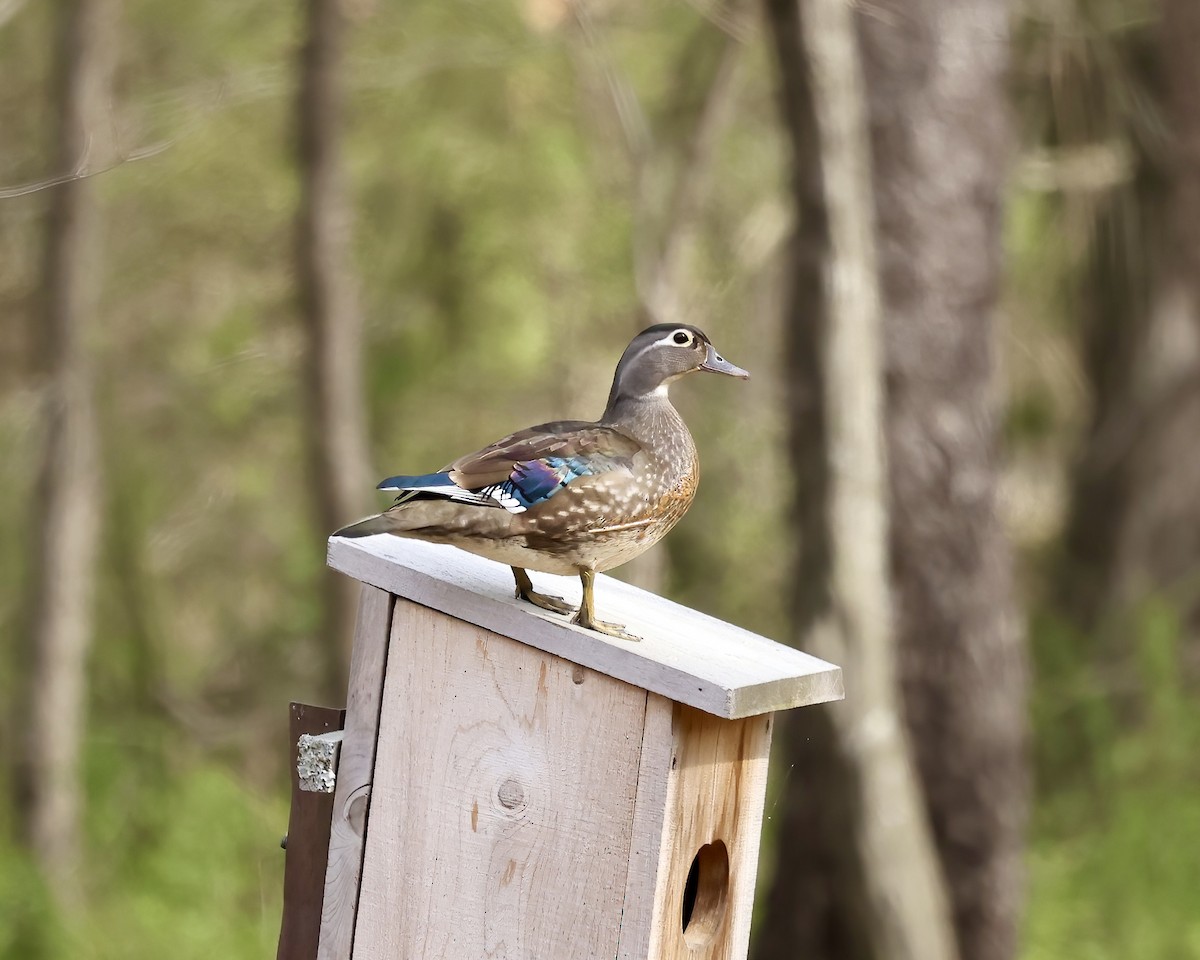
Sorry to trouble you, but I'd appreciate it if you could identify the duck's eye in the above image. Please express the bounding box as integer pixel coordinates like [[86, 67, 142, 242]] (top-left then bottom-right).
[[673, 330, 691, 345]]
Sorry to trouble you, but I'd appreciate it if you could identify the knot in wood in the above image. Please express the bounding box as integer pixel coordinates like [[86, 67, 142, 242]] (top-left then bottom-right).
[[347, 792, 369, 836], [497, 778, 525, 811]]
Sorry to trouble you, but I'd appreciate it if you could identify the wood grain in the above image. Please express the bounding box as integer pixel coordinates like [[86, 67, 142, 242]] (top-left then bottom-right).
[[352, 599, 649, 960], [278, 703, 345, 960], [316, 586, 394, 960], [328, 535, 843, 718], [644, 704, 774, 960], [615, 693, 676, 960]]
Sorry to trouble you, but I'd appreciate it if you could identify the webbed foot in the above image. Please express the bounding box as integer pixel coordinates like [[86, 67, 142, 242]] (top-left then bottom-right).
[[572, 611, 641, 642], [521, 589, 576, 616], [512, 567, 576, 616]]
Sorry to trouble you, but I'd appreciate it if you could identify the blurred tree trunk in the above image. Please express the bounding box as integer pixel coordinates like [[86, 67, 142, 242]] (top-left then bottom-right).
[[857, 3, 1029, 960], [296, 0, 371, 701], [20, 0, 117, 905], [754, 1, 957, 959], [1132, 0, 1200, 627], [1059, 0, 1200, 636]]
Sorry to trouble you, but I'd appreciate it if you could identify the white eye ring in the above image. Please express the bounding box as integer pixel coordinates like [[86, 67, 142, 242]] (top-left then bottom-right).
[[654, 329, 693, 347]]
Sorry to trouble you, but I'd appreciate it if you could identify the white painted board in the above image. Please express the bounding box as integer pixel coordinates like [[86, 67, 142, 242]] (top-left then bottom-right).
[[328, 535, 843, 719]]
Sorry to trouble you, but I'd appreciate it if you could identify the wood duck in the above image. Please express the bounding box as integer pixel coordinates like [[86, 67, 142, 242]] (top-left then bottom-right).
[[334, 324, 749, 640]]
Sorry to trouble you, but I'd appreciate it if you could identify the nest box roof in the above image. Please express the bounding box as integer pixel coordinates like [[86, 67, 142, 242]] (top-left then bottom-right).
[[328, 536, 843, 719]]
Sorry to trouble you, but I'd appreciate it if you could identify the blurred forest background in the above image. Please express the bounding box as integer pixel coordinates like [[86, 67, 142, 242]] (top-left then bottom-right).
[[2, 0, 1198, 958]]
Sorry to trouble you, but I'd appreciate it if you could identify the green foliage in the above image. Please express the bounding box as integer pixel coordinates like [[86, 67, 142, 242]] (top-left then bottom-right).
[[0, 845, 69, 960], [1, 749, 285, 960], [1025, 599, 1200, 959], [84, 760, 286, 960], [1027, 783, 1200, 960]]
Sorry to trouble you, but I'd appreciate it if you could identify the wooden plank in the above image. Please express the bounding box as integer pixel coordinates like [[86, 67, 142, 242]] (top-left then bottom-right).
[[328, 535, 843, 719], [644, 704, 774, 960], [352, 599, 649, 959], [277, 703, 345, 960], [316, 586, 394, 960], [615, 693, 676, 960]]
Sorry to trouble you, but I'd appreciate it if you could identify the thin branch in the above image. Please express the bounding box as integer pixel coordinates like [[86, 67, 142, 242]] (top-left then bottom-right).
[[0, 138, 173, 200], [3, 42, 528, 203], [567, 0, 748, 325], [681, 0, 754, 41], [568, 0, 651, 164], [1018, 141, 1134, 193], [640, 25, 744, 323], [0, 0, 26, 30]]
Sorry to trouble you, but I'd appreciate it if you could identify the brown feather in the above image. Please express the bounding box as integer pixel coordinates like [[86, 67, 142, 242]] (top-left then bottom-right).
[[445, 421, 641, 488]]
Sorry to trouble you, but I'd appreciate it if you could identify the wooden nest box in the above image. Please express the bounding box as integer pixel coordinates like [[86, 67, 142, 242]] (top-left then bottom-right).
[[277, 536, 843, 960]]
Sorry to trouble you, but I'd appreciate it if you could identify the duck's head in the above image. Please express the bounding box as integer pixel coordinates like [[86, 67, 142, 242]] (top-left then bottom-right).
[[606, 324, 749, 408]]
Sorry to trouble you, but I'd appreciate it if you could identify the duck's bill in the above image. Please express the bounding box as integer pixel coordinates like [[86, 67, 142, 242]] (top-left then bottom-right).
[[700, 345, 750, 379]]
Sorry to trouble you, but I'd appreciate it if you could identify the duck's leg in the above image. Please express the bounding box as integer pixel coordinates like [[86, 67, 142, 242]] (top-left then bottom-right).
[[572, 568, 641, 641], [511, 566, 575, 616]]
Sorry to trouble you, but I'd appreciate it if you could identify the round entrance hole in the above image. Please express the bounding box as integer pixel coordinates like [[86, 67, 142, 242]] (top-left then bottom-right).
[[680, 839, 730, 949]]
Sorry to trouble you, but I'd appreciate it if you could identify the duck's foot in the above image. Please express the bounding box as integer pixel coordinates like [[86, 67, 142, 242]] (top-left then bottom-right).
[[572, 611, 642, 642], [573, 566, 641, 641], [511, 567, 576, 616], [521, 589, 576, 616]]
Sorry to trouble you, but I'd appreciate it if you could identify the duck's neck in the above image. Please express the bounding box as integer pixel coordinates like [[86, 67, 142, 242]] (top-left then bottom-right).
[[601, 389, 688, 447]]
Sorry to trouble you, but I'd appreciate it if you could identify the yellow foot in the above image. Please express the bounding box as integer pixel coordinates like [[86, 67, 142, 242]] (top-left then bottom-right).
[[573, 612, 641, 642], [516, 588, 576, 616], [512, 567, 576, 616]]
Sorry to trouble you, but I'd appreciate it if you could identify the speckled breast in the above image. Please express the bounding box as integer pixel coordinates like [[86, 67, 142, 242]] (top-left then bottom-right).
[[520, 442, 699, 573]]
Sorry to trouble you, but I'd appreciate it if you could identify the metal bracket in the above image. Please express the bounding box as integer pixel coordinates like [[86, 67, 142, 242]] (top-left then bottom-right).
[[297, 729, 345, 793]]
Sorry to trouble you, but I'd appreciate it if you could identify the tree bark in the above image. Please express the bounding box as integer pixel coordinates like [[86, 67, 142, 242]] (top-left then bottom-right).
[[1109, 0, 1200, 624], [21, 0, 117, 905], [857, 3, 1029, 960], [296, 0, 372, 701], [1053, 1, 1200, 687], [754, 1, 957, 959]]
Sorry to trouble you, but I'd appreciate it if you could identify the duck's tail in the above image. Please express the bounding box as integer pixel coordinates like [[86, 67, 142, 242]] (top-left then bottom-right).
[[332, 514, 398, 538]]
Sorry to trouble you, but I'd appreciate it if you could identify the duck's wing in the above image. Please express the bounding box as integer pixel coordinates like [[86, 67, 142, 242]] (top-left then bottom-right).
[[377, 421, 642, 515]]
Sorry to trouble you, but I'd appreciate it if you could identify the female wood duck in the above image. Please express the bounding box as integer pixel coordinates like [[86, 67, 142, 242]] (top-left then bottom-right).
[[335, 324, 748, 640]]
